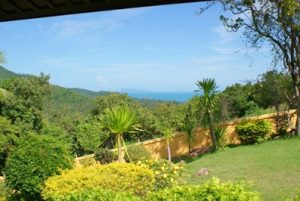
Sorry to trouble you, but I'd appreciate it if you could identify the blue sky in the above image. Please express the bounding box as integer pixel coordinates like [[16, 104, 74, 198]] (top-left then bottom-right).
[[0, 2, 273, 92]]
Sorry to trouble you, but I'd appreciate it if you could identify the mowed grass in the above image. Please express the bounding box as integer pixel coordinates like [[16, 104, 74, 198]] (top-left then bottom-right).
[[184, 138, 300, 201]]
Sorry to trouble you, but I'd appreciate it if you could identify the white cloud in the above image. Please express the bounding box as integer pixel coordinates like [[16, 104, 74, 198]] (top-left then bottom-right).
[[39, 7, 150, 39]]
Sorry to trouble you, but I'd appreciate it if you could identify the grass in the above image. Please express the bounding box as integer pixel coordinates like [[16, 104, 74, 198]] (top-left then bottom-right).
[[184, 137, 300, 201]]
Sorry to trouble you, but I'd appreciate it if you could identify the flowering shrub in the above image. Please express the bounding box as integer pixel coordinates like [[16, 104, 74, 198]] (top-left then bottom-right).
[[146, 178, 261, 201], [42, 163, 155, 200], [137, 159, 184, 190], [43, 187, 141, 201]]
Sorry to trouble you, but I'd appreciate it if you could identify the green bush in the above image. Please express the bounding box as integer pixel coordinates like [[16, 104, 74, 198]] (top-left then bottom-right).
[[42, 187, 140, 201], [146, 178, 261, 201], [77, 156, 97, 167], [94, 148, 117, 164], [124, 145, 151, 163], [4, 134, 73, 200], [42, 163, 155, 199], [235, 120, 272, 144], [0, 180, 12, 201], [137, 159, 184, 190]]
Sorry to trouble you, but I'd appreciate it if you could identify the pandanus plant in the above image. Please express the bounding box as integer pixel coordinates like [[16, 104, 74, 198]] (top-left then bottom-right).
[[99, 106, 140, 162], [195, 78, 218, 150]]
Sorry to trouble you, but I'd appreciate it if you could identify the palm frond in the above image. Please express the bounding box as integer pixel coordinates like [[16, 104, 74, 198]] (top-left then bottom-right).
[[214, 126, 228, 150], [99, 106, 140, 135]]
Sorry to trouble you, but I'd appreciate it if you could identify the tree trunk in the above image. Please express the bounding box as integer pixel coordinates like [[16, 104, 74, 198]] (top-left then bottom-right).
[[167, 140, 171, 162], [117, 134, 122, 162], [208, 111, 217, 150], [293, 84, 300, 136]]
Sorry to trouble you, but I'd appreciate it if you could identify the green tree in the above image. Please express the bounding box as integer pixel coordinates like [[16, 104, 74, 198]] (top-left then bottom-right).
[[75, 120, 109, 153], [92, 93, 131, 116], [220, 83, 257, 118], [183, 103, 196, 153], [0, 116, 19, 174], [99, 106, 140, 162], [195, 78, 218, 150], [212, 0, 300, 135], [4, 134, 73, 200], [1, 74, 52, 131], [253, 70, 293, 110], [163, 127, 175, 162]]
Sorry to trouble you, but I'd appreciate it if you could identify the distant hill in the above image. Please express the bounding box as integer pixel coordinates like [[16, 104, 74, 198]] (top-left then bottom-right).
[[0, 67, 188, 118], [0, 66, 18, 82], [69, 88, 112, 97]]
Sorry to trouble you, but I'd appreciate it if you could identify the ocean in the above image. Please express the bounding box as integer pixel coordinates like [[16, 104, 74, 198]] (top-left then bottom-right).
[[127, 92, 195, 102]]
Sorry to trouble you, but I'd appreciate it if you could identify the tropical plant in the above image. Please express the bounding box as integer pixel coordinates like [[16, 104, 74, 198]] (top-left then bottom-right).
[[162, 128, 175, 162], [99, 106, 140, 162], [195, 78, 218, 150], [214, 126, 228, 150], [183, 103, 196, 153]]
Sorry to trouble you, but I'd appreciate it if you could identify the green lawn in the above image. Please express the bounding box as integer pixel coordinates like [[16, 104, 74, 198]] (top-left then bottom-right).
[[184, 138, 300, 201]]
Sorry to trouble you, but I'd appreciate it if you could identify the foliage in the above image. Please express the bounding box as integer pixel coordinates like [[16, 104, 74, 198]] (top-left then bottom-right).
[[213, 0, 300, 135], [1, 74, 52, 131], [75, 120, 108, 153], [43, 187, 141, 201], [195, 78, 218, 150], [0, 116, 19, 174], [162, 127, 175, 162], [92, 93, 131, 116], [124, 145, 151, 163], [77, 157, 97, 167], [183, 103, 196, 153], [214, 126, 228, 149], [94, 148, 117, 164], [218, 83, 258, 119], [146, 178, 261, 201], [0, 180, 12, 201], [137, 159, 184, 190], [99, 106, 140, 162], [4, 134, 73, 199], [42, 163, 155, 198], [235, 120, 272, 144]]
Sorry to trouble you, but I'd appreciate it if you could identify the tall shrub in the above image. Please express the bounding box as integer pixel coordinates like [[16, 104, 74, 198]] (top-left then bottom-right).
[[235, 120, 272, 144], [4, 134, 73, 200]]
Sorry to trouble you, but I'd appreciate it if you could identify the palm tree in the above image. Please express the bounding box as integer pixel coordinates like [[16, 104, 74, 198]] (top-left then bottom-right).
[[184, 103, 196, 153], [195, 78, 218, 150], [163, 127, 174, 162], [99, 106, 140, 162]]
